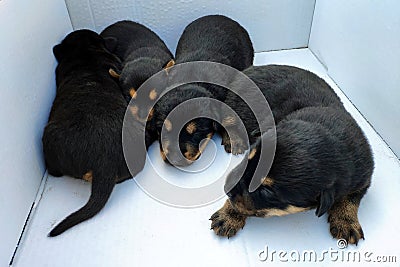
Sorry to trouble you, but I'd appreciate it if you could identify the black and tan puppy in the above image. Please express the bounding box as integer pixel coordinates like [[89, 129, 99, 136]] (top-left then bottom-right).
[[100, 20, 174, 102], [211, 106, 374, 245], [43, 30, 146, 236], [150, 15, 254, 165], [220, 65, 344, 154]]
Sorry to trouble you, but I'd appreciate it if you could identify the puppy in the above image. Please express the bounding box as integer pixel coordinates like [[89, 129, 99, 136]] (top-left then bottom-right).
[[100, 20, 174, 102], [220, 65, 344, 154], [150, 15, 254, 165], [42, 30, 146, 236], [210, 106, 374, 245], [153, 85, 217, 166]]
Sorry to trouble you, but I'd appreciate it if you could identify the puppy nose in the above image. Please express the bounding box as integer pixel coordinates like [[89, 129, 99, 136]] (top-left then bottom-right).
[[167, 152, 191, 167]]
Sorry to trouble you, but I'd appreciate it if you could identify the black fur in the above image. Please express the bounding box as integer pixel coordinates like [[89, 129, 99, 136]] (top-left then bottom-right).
[[43, 30, 146, 236], [175, 14, 254, 70], [220, 65, 344, 153], [100, 20, 173, 100]]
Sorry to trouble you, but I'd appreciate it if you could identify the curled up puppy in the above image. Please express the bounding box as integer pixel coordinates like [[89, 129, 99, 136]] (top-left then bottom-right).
[[100, 20, 174, 102], [210, 106, 374, 245], [220, 65, 344, 154], [42, 30, 146, 236]]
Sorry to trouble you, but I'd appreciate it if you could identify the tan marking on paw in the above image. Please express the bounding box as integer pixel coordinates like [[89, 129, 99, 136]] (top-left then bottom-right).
[[186, 122, 197, 134], [210, 200, 247, 238], [160, 149, 167, 161], [149, 89, 157, 100], [328, 198, 364, 245], [82, 171, 93, 182]]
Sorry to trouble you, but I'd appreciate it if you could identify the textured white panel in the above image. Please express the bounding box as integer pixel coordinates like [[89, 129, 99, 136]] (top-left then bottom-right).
[[0, 0, 72, 265], [65, 0, 316, 52], [309, 0, 400, 157], [64, 0, 95, 30]]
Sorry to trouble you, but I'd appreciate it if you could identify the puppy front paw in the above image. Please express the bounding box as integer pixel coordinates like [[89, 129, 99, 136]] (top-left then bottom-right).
[[229, 138, 248, 155], [328, 214, 364, 245], [210, 208, 246, 238]]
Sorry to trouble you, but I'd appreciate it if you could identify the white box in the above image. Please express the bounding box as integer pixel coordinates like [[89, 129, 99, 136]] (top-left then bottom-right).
[[1, 1, 399, 266]]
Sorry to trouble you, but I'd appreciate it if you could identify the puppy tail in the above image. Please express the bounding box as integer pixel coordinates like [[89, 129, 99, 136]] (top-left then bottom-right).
[[48, 171, 116, 237]]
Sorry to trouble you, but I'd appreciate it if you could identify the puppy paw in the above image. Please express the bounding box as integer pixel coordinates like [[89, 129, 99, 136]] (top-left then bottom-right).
[[222, 137, 232, 153], [328, 214, 364, 245], [230, 139, 248, 155], [210, 208, 246, 238]]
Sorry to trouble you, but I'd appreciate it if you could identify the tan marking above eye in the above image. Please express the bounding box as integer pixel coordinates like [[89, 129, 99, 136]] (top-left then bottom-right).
[[129, 105, 138, 115], [248, 148, 257, 159], [164, 59, 175, 69], [186, 122, 197, 134], [82, 171, 93, 182], [129, 88, 137, 99], [222, 116, 236, 127], [149, 89, 157, 100], [147, 108, 154, 121], [109, 68, 120, 79], [164, 119, 172, 131], [261, 177, 274, 187]]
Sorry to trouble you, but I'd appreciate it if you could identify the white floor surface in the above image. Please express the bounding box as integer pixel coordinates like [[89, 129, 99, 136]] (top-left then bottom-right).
[[12, 49, 400, 267]]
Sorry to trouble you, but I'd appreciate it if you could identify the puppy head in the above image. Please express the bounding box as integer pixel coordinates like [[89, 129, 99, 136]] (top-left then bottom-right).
[[53, 30, 108, 62], [159, 118, 214, 166], [155, 84, 217, 166]]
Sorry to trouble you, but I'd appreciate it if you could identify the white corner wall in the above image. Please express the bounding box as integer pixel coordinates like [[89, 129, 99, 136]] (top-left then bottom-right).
[[309, 0, 400, 157], [64, 0, 316, 53], [0, 1, 72, 265]]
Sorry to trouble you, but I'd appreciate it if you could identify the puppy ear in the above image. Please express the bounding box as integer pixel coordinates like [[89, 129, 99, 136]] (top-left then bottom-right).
[[103, 37, 118, 52], [315, 189, 335, 217], [53, 44, 64, 62]]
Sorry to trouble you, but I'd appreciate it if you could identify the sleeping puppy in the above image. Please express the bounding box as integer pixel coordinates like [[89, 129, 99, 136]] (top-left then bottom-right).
[[210, 106, 374, 245], [152, 85, 217, 166], [220, 65, 344, 154], [100, 20, 174, 102], [42, 29, 146, 236], [151, 15, 254, 165]]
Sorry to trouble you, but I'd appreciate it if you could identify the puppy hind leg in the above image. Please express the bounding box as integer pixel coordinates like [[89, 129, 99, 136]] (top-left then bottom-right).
[[328, 188, 368, 245]]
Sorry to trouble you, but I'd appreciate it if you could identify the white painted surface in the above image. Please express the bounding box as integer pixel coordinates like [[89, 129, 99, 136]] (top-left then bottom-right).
[[13, 49, 400, 267], [309, 0, 400, 157], [65, 0, 316, 53], [0, 0, 72, 265]]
